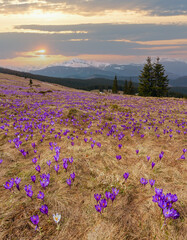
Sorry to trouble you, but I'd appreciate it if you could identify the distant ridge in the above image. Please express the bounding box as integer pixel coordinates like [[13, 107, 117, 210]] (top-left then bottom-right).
[[0, 65, 186, 97], [29, 58, 187, 85]]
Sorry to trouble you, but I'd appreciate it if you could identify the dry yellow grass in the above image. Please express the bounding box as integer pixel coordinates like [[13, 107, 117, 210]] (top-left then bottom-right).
[[0, 73, 186, 240]]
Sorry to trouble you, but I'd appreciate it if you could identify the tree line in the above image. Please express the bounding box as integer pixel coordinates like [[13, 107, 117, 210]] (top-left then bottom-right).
[[112, 57, 172, 97], [0, 60, 186, 98]]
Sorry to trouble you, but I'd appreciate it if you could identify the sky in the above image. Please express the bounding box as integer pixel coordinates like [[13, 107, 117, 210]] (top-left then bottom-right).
[[1, 0, 187, 69]]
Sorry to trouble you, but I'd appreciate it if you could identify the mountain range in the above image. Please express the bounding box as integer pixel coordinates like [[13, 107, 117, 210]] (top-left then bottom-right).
[[30, 58, 187, 87]]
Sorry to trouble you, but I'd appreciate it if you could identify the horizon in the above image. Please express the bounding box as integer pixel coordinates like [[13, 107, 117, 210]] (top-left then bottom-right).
[[1, 1, 187, 69], [2, 57, 187, 72]]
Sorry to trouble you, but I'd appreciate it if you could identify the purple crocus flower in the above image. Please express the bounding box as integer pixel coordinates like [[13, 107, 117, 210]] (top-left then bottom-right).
[[163, 208, 174, 219], [123, 172, 129, 181], [54, 164, 59, 174], [118, 144, 122, 149], [54, 155, 59, 162], [171, 194, 178, 203], [105, 192, 111, 200], [140, 178, 148, 186], [152, 195, 159, 203], [155, 188, 163, 196], [159, 153, 163, 160], [46, 160, 51, 167], [95, 204, 102, 213], [24, 184, 32, 192], [69, 157, 73, 164], [31, 142, 36, 149], [183, 148, 187, 153], [109, 193, 116, 202], [35, 165, 41, 173], [40, 204, 48, 216], [66, 178, 72, 187], [147, 156, 150, 161], [37, 191, 44, 201], [112, 188, 119, 196], [136, 149, 139, 154], [32, 157, 37, 164], [94, 193, 101, 202], [15, 177, 21, 191], [99, 198, 107, 208], [70, 172, 75, 181], [180, 155, 185, 160], [31, 175, 36, 183], [26, 189, 33, 199], [0, 159, 3, 164], [149, 179, 155, 187], [40, 179, 49, 189], [91, 143, 94, 149], [30, 215, 39, 230], [158, 200, 167, 210], [151, 162, 155, 169], [116, 155, 121, 160], [97, 142, 101, 148], [4, 179, 14, 190], [63, 162, 68, 171], [171, 209, 180, 219], [165, 193, 172, 202]]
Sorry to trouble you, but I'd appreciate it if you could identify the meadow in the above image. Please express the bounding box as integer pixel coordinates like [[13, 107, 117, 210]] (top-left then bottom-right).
[[0, 73, 186, 240]]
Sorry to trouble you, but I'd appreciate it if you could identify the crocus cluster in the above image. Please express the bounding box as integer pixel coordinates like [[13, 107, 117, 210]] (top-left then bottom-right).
[[1, 77, 186, 236], [140, 178, 155, 187], [40, 173, 50, 189], [94, 188, 119, 213], [66, 172, 75, 187], [4, 177, 21, 191], [24, 184, 33, 199], [140, 178, 148, 186], [152, 188, 180, 221]]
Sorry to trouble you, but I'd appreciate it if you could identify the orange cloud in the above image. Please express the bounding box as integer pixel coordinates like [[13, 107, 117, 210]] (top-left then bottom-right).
[[109, 38, 187, 46]]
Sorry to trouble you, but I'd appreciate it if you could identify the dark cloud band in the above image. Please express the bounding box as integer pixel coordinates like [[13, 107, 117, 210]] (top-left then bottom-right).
[[0, 0, 187, 16]]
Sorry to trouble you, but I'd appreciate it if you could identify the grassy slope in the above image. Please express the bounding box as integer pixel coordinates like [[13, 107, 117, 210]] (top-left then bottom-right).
[[0, 73, 187, 240]]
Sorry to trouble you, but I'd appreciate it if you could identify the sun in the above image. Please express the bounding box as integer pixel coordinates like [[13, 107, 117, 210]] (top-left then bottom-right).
[[35, 49, 46, 55]]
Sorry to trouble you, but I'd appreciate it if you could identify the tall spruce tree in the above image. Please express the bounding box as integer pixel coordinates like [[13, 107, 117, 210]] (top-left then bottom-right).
[[112, 75, 118, 93], [153, 57, 169, 97], [123, 80, 128, 94], [138, 57, 154, 96]]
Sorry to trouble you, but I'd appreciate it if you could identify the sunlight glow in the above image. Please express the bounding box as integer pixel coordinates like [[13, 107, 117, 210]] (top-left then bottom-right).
[[36, 49, 46, 54]]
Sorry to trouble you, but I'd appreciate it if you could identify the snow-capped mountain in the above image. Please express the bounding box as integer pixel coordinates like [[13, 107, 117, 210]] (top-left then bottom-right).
[[29, 58, 187, 86], [30, 58, 143, 80], [50, 58, 111, 69]]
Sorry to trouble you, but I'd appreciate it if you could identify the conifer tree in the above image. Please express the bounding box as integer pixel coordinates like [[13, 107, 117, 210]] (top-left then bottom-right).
[[153, 57, 169, 97], [128, 79, 135, 95], [112, 75, 118, 93], [138, 57, 154, 96], [123, 80, 128, 94]]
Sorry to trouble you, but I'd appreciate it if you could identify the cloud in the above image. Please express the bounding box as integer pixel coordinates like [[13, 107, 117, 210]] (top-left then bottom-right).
[[14, 23, 187, 41], [0, 0, 187, 16], [1, 24, 187, 61], [1, 22, 187, 64]]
